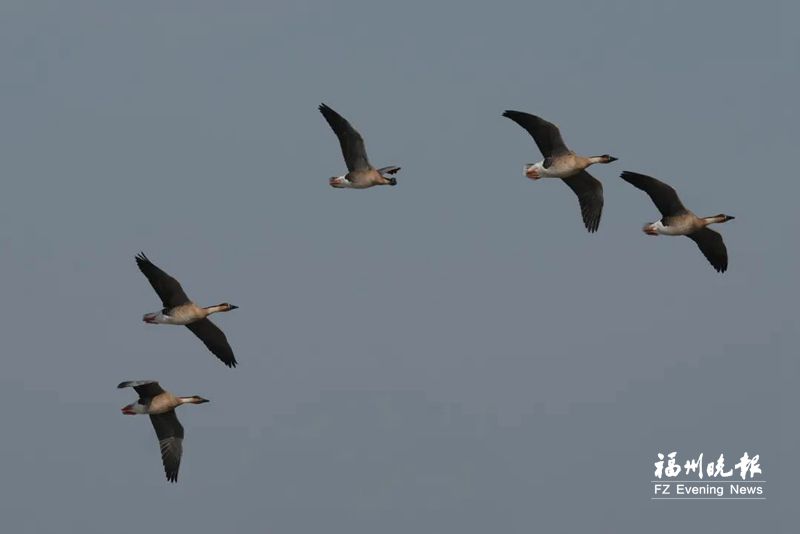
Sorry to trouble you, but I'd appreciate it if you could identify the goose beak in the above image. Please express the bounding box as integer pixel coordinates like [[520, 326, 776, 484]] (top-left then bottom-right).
[[197, 398, 210, 404], [229, 305, 239, 310], [726, 215, 735, 221], [607, 156, 618, 163], [388, 178, 397, 186]]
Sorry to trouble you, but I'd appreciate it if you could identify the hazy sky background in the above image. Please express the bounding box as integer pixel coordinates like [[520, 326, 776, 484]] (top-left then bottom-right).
[[1, 1, 798, 532]]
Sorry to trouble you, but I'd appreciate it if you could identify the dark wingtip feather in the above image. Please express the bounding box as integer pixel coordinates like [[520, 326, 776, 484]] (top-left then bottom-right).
[[318, 103, 343, 126], [584, 217, 600, 233], [502, 110, 541, 120], [717, 255, 729, 273], [619, 170, 649, 185], [581, 205, 601, 233]]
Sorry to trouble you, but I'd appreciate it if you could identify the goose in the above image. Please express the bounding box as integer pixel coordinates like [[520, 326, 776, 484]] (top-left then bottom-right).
[[319, 103, 401, 189], [136, 252, 238, 367], [620, 171, 734, 273], [119, 380, 209, 483], [502, 110, 617, 232]]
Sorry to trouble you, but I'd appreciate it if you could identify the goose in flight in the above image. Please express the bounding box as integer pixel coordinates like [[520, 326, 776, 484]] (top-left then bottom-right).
[[319, 103, 401, 189], [502, 110, 617, 232], [136, 252, 238, 367], [620, 171, 734, 273], [119, 380, 209, 482]]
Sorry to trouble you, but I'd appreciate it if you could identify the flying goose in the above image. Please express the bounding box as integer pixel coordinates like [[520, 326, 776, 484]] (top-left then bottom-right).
[[119, 380, 209, 483], [136, 252, 238, 367], [620, 171, 734, 273], [502, 110, 617, 232], [319, 103, 401, 189]]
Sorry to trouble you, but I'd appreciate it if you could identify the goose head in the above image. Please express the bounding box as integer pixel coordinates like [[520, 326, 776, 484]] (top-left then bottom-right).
[[203, 302, 239, 317], [704, 214, 735, 225]]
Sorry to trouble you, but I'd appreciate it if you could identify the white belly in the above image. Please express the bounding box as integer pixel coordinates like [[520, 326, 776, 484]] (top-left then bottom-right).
[[330, 176, 355, 188], [652, 220, 685, 236], [349, 182, 372, 189], [143, 310, 194, 325], [524, 161, 576, 179]]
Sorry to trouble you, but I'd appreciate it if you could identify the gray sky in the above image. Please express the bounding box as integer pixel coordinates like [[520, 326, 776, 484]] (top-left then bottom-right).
[[1, 0, 797, 532]]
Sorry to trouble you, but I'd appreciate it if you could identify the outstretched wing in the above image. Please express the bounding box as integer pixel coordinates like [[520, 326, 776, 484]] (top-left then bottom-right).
[[118, 380, 165, 400], [686, 228, 728, 273], [185, 319, 237, 368], [561, 171, 604, 233], [502, 110, 571, 158], [135, 253, 191, 309], [319, 103, 372, 172], [377, 165, 401, 175], [149, 411, 184, 483], [620, 171, 687, 218]]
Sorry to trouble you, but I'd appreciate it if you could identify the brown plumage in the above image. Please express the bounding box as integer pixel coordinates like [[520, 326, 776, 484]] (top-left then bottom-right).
[[319, 103, 401, 189], [620, 171, 735, 273], [502, 110, 617, 233], [136, 252, 238, 367], [119, 380, 209, 483]]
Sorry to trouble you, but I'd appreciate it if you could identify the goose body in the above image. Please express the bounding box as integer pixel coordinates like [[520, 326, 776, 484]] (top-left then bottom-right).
[[620, 171, 735, 272], [524, 154, 615, 179], [502, 110, 617, 233], [119, 380, 209, 483], [319, 103, 400, 189], [136, 252, 239, 367], [143, 303, 233, 326]]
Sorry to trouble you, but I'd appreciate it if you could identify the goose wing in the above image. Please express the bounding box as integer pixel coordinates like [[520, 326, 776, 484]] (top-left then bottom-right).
[[620, 171, 688, 218], [502, 111, 570, 157], [319, 103, 372, 172], [561, 171, 604, 233], [118, 380, 165, 400], [686, 228, 728, 273], [377, 165, 401, 175], [185, 319, 237, 368], [135, 253, 191, 309], [149, 410, 184, 483]]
